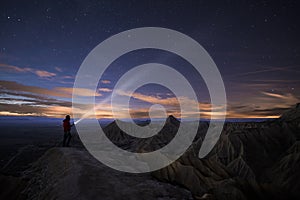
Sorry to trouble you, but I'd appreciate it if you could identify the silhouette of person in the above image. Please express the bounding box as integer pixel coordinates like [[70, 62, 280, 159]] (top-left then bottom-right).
[[62, 115, 73, 147]]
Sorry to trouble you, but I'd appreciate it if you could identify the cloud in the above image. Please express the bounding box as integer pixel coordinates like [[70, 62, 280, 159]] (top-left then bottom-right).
[[101, 80, 111, 84], [228, 65, 300, 78], [252, 107, 289, 115], [259, 91, 299, 107], [0, 80, 105, 118], [0, 80, 101, 98], [251, 79, 300, 83], [223, 90, 300, 119], [0, 86, 97, 118], [0, 80, 70, 98], [115, 90, 228, 119], [0, 111, 37, 117], [55, 67, 63, 72], [225, 102, 291, 118], [34, 70, 56, 78], [112, 88, 299, 119], [261, 91, 296, 100], [116, 90, 179, 106], [0, 103, 73, 118], [98, 88, 112, 92], [0, 63, 31, 72], [0, 63, 56, 78], [0, 74, 298, 119], [62, 76, 74, 79], [55, 87, 102, 97], [0, 88, 295, 119]]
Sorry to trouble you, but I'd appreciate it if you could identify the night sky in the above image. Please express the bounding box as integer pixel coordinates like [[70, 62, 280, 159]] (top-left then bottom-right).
[[0, 0, 299, 119]]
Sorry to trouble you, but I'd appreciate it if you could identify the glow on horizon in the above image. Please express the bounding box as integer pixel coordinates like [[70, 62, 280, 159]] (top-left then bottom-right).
[[0, 110, 281, 119], [0, 79, 296, 119]]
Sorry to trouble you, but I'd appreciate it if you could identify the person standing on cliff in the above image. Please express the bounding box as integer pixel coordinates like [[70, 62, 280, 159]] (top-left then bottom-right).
[[62, 115, 73, 147]]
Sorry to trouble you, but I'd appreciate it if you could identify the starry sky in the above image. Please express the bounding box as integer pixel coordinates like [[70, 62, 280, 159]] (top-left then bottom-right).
[[0, 0, 299, 119]]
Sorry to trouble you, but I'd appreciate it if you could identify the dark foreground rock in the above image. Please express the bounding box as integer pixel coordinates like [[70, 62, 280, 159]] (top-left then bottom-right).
[[19, 147, 192, 200], [0, 175, 27, 200]]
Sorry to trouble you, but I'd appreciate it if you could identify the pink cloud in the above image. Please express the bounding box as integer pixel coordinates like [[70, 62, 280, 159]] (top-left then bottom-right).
[[0, 63, 31, 72], [98, 88, 112, 92], [34, 70, 56, 78], [101, 80, 111, 84], [62, 75, 74, 79], [0, 63, 56, 78]]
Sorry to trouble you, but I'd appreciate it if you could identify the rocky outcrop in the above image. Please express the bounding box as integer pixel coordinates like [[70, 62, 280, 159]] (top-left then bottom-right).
[[265, 141, 300, 198], [150, 104, 300, 199], [97, 104, 300, 199], [279, 103, 300, 122], [21, 148, 193, 200], [2, 104, 300, 199]]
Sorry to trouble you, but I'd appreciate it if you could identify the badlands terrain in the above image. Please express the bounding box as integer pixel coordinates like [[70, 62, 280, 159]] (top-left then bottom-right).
[[1, 104, 300, 199]]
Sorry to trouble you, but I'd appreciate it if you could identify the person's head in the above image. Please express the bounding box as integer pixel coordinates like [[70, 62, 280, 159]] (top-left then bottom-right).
[[65, 115, 70, 120]]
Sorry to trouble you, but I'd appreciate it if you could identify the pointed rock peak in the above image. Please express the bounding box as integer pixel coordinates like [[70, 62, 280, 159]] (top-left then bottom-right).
[[280, 103, 300, 121], [105, 119, 125, 129], [166, 115, 180, 125]]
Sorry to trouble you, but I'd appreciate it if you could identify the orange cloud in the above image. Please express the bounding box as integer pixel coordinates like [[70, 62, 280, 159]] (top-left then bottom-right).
[[0, 80, 69, 98], [0, 80, 101, 98], [0, 111, 38, 116], [1, 80, 296, 119], [115, 90, 227, 119], [55, 87, 102, 97], [101, 80, 111, 84], [116, 90, 179, 106]]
